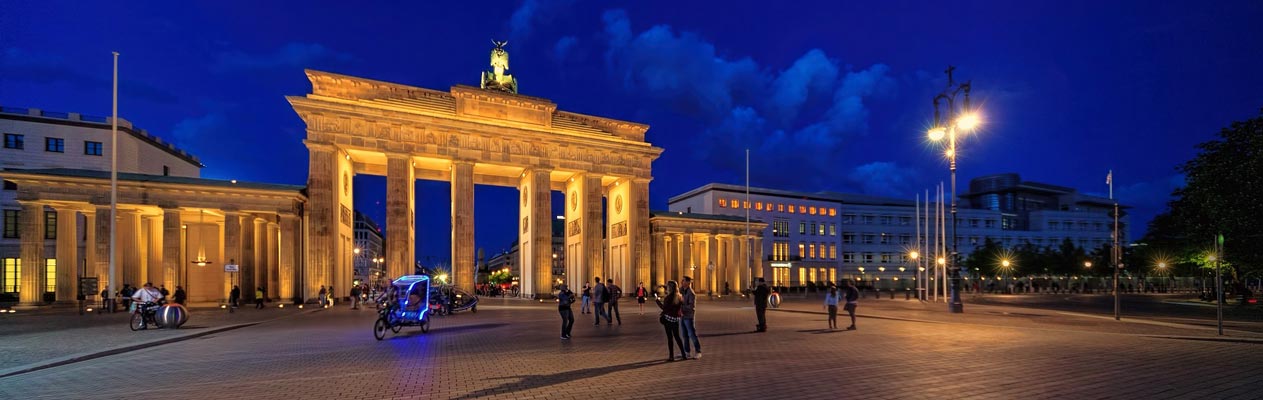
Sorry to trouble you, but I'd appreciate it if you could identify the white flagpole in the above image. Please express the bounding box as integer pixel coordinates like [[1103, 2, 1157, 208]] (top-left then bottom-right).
[[745, 148, 750, 285], [940, 183, 947, 302], [109, 52, 119, 302]]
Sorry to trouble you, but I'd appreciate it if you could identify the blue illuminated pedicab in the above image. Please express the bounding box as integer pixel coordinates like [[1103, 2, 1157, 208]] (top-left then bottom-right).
[[374, 275, 432, 340]]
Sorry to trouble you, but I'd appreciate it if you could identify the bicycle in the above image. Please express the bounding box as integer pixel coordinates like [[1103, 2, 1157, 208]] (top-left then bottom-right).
[[130, 302, 160, 331]]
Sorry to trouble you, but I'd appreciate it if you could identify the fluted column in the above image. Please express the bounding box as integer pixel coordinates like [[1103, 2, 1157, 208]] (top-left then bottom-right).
[[161, 208, 181, 291], [754, 236, 765, 279], [84, 209, 97, 291], [451, 160, 475, 291], [266, 221, 279, 300], [680, 232, 692, 285], [651, 231, 665, 286], [278, 213, 300, 302], [253, 217, 266, 298], [386, 154, 415, 281], [118, 210, 142, 288], [629, 178, 651, 291], [145, 214, 163, 287], [304, 142, 337, 302], [519, 168, 551, 298], [240, 215, 256, 299], [93, 206, 111, 289], [54, 208, 78, 303], [223, 211, 242, 302], [707, 234, 718, 293], [18, 202, 46, 305]]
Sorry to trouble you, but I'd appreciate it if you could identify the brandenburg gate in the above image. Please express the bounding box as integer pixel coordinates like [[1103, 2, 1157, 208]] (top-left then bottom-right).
[[289, 44, 662, 298]]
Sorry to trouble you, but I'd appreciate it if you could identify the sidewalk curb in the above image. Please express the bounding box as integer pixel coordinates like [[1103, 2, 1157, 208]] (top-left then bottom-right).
[[0, 308, 320, 379], [1143, 335, 1263, 345]]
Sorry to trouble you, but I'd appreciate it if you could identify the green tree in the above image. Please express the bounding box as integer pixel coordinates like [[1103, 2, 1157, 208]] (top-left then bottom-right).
[[965, 237, 1004, 275], [1144, 109, 1263, 280]]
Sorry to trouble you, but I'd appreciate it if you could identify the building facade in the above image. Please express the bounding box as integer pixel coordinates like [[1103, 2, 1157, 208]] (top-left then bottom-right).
[[352, 211, 384, 286], [669, 175, 1127, 288]]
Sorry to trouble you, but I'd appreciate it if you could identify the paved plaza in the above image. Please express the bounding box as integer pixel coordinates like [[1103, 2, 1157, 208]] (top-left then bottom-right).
[[1, 295, 1261, 400]]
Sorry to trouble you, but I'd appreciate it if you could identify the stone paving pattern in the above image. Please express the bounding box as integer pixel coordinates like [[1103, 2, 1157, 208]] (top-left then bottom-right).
[[1, 297, 1261, 399]]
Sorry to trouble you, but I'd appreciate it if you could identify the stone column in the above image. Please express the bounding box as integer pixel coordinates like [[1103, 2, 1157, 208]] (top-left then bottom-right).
[[519, 168, 552, 298], [628, 178, 651, 291], [266, 221, 279, 300], [707, 234, 718, 293], [94, 206, 111, 290], [253, 217, 266, 298], [304, 142, 337, 302], [651, 231, 665, 286], [278, 213, 300, 302], [18, 202, 46, 306], [450, 161, 475, 291], [680, 232, 692, 285], [84, 209, 97, 291], [55, 208, 78, 303], [753, 236, 765, 279], [223, 211, 242, 302], [161, 208, 181, 291], [386, 154, 415, 281], [118, 210, 142, 289], [146, 214, 164, 287], [240, 215, 256, 299]]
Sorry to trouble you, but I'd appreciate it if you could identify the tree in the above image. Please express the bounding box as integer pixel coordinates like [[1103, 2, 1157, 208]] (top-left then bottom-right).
[[1144, 109, 1263, 280], [964, 237, 1004, 275]]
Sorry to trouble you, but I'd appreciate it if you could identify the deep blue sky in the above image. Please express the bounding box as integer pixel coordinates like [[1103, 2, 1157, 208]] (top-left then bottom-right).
[[3, 1, 1261, 262]]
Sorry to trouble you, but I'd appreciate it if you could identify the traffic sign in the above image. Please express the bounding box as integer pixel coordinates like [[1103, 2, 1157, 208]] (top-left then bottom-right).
[[225, 264, 240, 272]]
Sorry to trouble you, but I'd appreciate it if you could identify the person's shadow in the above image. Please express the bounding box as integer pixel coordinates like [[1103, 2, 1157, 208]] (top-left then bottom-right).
[[452, 360, 661, 399]]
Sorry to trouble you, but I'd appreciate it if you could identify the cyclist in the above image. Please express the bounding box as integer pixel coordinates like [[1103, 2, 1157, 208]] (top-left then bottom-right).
[[130, 282, 165, 329]]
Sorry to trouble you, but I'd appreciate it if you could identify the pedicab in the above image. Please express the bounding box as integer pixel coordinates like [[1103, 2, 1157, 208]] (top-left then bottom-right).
[[373, 275, 432, 340]]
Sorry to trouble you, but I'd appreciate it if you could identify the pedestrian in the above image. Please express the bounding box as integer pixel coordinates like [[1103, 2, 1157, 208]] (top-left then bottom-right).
[[654, 280, 686, 362], [159, 284, 170, 298], [592, 277, 609, 325], [635, 282, 648, 315], [173, 286, 187, 305], [557, 283, 576, 339], [680, 276, 701, 359], [329, 286, 336, 306], [100, 288, 113, 313], [843, 279, 859, 330], [255, 287, 265, 309], [824, 284, 840, 330], [229, 285, 241, 309], [350, 285, 362, 310], [318, 286, 327, 307], [580, 283, 592, 314], [753, 278, 770, 332], [606, 278, 622, 325], [120, 284, 134, 312]]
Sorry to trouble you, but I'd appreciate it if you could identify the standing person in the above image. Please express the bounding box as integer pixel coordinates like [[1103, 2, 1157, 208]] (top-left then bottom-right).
[[823, 284, 840, 330], [557, 283, 576, 339], [606, 278, 622, 325], [255, 287, 265, 309], [229, 285, 241, 309], [318, 286, 327, 307], [350, 285, 362, 310], [580, 283, 592, 314], [843, 279, 860, 330], [592, 277, 609, 325], [654, 280, 686, 362], [635, 282, 648, 315], [328, 286, 336, 306], [753, 278, 770, 332], [100, 288, 113, 313], [173, 286, 187, 306], [159, 285, 170, 298], [679, 276, 701, 359], [120, 284, 134, 312]]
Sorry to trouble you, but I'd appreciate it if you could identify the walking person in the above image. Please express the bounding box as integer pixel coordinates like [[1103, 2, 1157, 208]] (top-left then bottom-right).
[[229, 285, 241, 310], [592, 277, 609, 325], [318, 286, 327, 307], [635, 282, 648, 315], [654, 280, 686, 362], [580, 283, 592, 314], [557, 283, 576, 339], [824, 284, 840, 330], [843, 279, 860, 330], [350, 285, 362, 310], [255, 287, 265, 309], [679, 276, 701, 359], [753, 278, 770, 332], [606, 278, 622, 325]]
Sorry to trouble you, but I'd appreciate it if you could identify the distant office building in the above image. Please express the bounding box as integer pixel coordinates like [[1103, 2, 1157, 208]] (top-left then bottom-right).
[[668, 174, 1126, 288], [353, 211, 384, 285], [487, 217, 566, 292]]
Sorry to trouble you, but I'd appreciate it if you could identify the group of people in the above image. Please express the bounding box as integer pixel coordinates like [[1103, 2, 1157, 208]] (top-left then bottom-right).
[[577, 277, 624, 326], [99, 282, 185, 313]]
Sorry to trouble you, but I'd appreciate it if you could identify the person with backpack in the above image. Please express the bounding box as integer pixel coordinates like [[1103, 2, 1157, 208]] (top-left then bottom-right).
[[557, 283, 576, 339], [635, 282, 649, 315], [580, 283, 592, 314], [654, 280, 686, 362], [592, 277, 609, 325], [606, 278, 622, 325]]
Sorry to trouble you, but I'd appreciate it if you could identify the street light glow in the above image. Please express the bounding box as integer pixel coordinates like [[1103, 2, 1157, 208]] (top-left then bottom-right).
[[927, 127, 947, 141], [957, 112, 981, 131], [937, 257, 946, 265], [1001, 259, 1011, 268], [909, 251, 919, 260]]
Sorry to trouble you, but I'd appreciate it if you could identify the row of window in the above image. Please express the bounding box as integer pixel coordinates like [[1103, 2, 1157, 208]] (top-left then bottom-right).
[[769, 240, 838, 261], [718, 198, 838, 217], [1047, 221, 1110, 232], [4, 134, 103, 156], [841, 252, 911, 264], [0, 258, 55, 293], [767, 265, 839, 288], [2, 210, 58, 239]]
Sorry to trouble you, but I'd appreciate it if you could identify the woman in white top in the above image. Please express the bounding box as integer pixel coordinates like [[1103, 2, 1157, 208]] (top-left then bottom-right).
[[823, 285, 840, 330]]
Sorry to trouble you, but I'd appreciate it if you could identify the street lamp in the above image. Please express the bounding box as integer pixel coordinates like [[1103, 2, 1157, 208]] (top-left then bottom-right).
[[926, 66, 978, 314]]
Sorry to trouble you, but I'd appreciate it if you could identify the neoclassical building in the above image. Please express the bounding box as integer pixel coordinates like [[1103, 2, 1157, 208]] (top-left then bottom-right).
[[650, 211, 766, 294]]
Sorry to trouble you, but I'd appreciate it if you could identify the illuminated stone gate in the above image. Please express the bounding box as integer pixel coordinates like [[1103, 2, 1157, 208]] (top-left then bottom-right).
[[289, 45, 662, 298]]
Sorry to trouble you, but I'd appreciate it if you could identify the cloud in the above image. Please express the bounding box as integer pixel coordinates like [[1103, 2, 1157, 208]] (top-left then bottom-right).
[[212, 42, 354, 73], [847, 162, 920, 198], [599, 10, 895, 187], [509, 0, 578, 42], [1, 47, 179, 104], [553, 36, 578, 62]]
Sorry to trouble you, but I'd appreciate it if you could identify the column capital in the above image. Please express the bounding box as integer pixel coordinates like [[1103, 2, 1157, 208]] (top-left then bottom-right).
[[303, 140, 337, 152], [451, 159, 476, 167], [16, 200, 46, 208]]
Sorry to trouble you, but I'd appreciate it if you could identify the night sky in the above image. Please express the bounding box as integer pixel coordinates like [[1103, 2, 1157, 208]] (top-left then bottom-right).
[[3, 1, 1261, 262]]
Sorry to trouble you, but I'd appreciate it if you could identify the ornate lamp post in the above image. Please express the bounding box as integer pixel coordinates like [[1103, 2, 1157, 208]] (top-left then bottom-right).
[[926, 66, 981, 313]]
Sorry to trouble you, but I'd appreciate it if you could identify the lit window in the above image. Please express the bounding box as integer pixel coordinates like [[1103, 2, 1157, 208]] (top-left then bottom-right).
[[766, 202, 773, 211], [829, 245, 837, 259], [45, 259, 55, 293], [798, 206, 806, 214], [818, 224, 825, 236], [798, 243, 805, 258], [829, 224, 836, 236], [3, 258, 19, 292], [744, 201, 750, 209], [719, 199, 727, 208], [829, 208, 837, 217], [755, 202, 763, 211], [788, 205, 795, 214], [809, 207, 817, 215], [777, 204, 784, 212], [809, 244, 816, 259]]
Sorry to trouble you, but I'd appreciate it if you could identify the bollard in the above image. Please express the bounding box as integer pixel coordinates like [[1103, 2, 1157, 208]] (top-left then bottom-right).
[[906, 289, 911, 300]]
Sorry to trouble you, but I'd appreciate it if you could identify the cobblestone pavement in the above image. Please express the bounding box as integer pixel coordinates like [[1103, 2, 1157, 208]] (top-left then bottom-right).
[[2, 298, 1261, 400]]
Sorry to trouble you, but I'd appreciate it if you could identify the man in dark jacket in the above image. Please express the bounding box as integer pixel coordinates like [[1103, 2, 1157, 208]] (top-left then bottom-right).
[[606, 278, 622, 325], [753, 278, 770, 332], [592, 277, 609, 325], [557, 284, 576, 339]]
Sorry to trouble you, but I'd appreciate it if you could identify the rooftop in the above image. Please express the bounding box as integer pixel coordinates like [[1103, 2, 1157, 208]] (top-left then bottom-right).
[[670, 183, 914, 207], [650, 210, 764, 224], [0, 168, 304, 193], [0, 106, 204, 168]]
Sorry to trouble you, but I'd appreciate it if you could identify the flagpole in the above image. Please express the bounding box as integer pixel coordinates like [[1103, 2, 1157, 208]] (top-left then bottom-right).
[[1109, 170, 1119, 320], [745, 148, 750, 286], [109, 52, 119, 306]]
